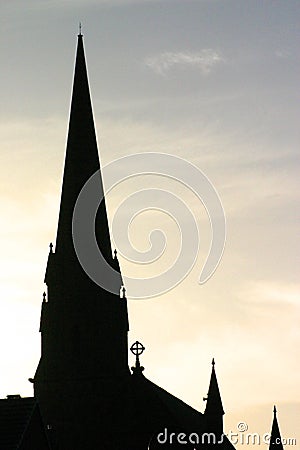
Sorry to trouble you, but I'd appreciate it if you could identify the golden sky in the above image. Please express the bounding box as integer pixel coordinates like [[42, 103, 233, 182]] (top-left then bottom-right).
[[0, 1, 299, 448]]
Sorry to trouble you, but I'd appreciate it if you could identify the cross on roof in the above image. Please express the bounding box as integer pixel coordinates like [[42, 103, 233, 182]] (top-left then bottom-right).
[[130, 341, 145, 374], [130, 341, 145, 357]]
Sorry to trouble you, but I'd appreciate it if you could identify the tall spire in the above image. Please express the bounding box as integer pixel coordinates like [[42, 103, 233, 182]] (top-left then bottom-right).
[[39, 32, 128, 376], [55, 33, 112, 264], [34, 35, 130, 447], [269, 406, 284, 450]]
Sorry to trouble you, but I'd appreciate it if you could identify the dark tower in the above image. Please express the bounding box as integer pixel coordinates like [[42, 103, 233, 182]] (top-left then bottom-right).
[[29, 31, 241, 450], [33, 32, 129, 449], [269, 406, 284, 450], [204, 358, 225, 440]]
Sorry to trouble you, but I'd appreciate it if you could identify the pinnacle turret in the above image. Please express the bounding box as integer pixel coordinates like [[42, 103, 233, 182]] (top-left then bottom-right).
[[269, 406, 284, 450], [204, 358, 224, 438], [205, 358, 224, 416]]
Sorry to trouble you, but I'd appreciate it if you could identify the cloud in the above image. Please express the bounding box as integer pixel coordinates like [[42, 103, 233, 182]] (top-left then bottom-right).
[[144, 50, 224, 76], [242, 281, 300, 307], [275, 49, 291, 59]]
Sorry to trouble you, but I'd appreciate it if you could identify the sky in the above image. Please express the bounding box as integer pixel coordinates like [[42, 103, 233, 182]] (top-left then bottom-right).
[[0, 0, 299, 448]]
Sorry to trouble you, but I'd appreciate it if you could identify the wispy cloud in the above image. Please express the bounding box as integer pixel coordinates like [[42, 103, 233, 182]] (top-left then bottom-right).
[[275, 49, 291, 59], [144, 50, 224, 76]]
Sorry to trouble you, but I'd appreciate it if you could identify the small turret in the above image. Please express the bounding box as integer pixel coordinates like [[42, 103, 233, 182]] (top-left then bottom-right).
[[269, 406, 284, 450], [204, 358, 224, 438]]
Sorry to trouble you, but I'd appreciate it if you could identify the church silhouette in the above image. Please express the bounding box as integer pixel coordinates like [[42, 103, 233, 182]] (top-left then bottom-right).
[[0, 33, 286, 450]]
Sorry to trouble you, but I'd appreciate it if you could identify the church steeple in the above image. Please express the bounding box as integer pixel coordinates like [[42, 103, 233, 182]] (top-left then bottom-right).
[[34, 34, 129, 448], [269, 406, 284, 450], [204, 358, 225, 437], [55, 32, 112, 264]]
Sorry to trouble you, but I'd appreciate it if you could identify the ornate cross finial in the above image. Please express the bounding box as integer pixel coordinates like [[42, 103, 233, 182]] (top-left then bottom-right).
[[49, 242, 53, 253], [130, 341, 145, 373], [131, 341, 145, 357], [43, 292, 46, 302]]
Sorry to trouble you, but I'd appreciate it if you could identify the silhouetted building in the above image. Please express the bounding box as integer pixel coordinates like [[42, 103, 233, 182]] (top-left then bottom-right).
[[32, 31, 237, 450], [2, 32, 286, 450], [0, 396, 50, 449], [33, 29, 129, 450]]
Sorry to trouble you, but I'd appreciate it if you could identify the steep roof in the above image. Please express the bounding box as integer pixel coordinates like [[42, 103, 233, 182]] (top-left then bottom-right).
[[131, 371, 205, 431], [129, 368, 235, 449], [0, 396, 49, 450]]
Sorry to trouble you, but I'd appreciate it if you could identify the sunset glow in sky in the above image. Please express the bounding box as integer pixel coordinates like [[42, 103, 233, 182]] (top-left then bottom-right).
[[0, 1, 299, 448]]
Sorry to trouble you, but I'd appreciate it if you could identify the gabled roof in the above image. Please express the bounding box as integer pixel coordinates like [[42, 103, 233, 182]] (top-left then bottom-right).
[[130, 371, 205, 433], [130, 371, 235, 449], [0, 396, 49, 450]]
